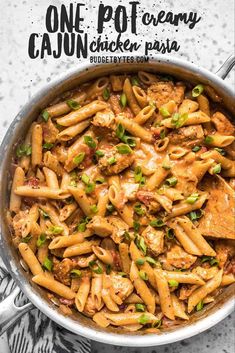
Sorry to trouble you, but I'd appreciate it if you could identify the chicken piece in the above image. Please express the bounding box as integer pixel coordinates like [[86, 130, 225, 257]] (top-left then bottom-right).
[[192, 266, 219, 280], [211, 112, 235, 136], [42, 118, 59, 143], [108, 273, 134, 300], [136, 190, 161, 213], [122, 182, 139, 201], [109, 94, 134, 118], [98, 144, 134, 175], [107, 216, 129, 244], [147, 81, 185, 108], [198, 176, 235, 239], [141, 226, 164, 256], [53, 258, 76, 286], [166, 245, 197, 269], [179, 284, 198, 300], [92, 109, 115, 129], [167, 125, 204, 146], [87, 215, 113, 237], [12, 210, 30, 237], [215, 240, 235, 268], [83, 294, 98, 317]]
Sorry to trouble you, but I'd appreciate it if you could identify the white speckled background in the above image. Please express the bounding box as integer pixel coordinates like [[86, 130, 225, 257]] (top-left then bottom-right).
[[0, 0, 234, 352]]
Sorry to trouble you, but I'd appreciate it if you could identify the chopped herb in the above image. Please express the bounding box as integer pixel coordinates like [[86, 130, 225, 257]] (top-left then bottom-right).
[[165, 176, 178, 187], [145, 256, 157, 266], [120, 92, 127, 108], [106, 203, 115, 213], [160, 130, 166, 139], [171, 113, 188, 128], [102, 87, 110, 101], [136, 236, 147, 255], [81, 173, 90, 185], [107, 156, 116, 165], [168, 279, 179, 287], [84, 136, 96, 149], [16, 144, 32, 158], [95, 150, 105, 157], [122, 135, 136, 147], [159, 107, 170, 118], [70, 269, 82, 277], [89, 261, 103, 274], [139, 270, 148, 281], [116, 144, 132, 154], [140, 176, 146, 186], [136, 258, 145, 265], [201, 256, 219, 266], [150, 219, 165, 228], [149, 100, 156, 109], [118, 272, 127, 277], [106, 264, 112, 274], [43, 142, 54, 150], [192, 146, 201, 152], [43, 257, 53, 271], [90, 204, 98, 213], [95, 177, 105, 184], [49, 225, 64, 234], [192, 84, 204, 98], [205, 136, 214, 144], [85, 182, 95, 194], [210, 258, 219, 266], [188, 209, 204, 221], [69, 180, 77, 187], [73, 152, 85, 165], [211, 163, 221, 174], [131, 76, 139, 86], [133, 221, 140, 232], [138, 313, 150, 325], [166, 228, 175, 239], [196, 300, 204, 311], [162, 162, 171, 170], [37, 233, 46, 247], [39, 209, 50, 219], [134, 166, 143, 183], [21, 235, 32, 243], [214, 147, 226, 156], [66, 99, 81, 110], [77, 217, 90, 232], [186, 193, 199, 204], [41, 110, 50, 122], [134, 203, 145, 216], [116, 124, 125, 140], [135, 303, 145, 312], [152, 319, 162, 328], [123, 231, 131, 241]]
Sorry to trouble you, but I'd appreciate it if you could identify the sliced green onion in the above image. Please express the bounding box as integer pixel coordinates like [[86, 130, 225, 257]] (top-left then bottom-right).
[[188, 209, 204, 221], [166, 228, 174, 239], [90, 204, 98, 213], [95, 150, 105, 157], [134, 166, 143, 183], [85, 182, 95, 194], [205, 136, 214, 144], [145, 256, 157, 266], [152, 319, 162, 328], [107, 156, 116, 165], [106, 264, 112, 274], [135, 303, 145, 312], [120, 92, 127, 108], [134, 203, 145, 216], [159, 107, 170, 118], [136, 236, 147, 255], [162, 162, 171, 170], [95, 177, 105, 184], [192, 146, 201, 152], [150, 219, 165, 228], [16, 144, 32, 158], [49, 225, 63, 234], [123, 231, 131, 241], [149, 100, 156, 109], [89, 261, 103, 274], [133, 221, 140, 233], [122, 135, 136, 147], [39, 209, 50, 219], [81, 173, 90, 185], [192, 84, 204, 98], [131, 76, 139, 86], [84, 136, 96, 149], [136, 258, 145, 265], [168, 279, 179, 287], [77, 217, 90, 232], [41, 110, 50, 122], [37, 233, 47, 247], [165, 176, 178, 187], [186, 193, 199, 204], [43, 257, 53, 271], [139, 176, 146, 186], [171, 113, 188, 128], [73, 152, 85, 165], [116, 144, 132, 154], [66, 99, 81, 110], [201, 256, 219, 266], [210, 258, 219, 266], [214, 147, 226, 156], [118, 272, 127, 277], [139, 270, 148, 281], [116, 124, 125, 140], [106, 203, 115, 213], [21, 235, 32, 243], [211, 163, 221, 174], [196, 300, 204, 311], [43, 142, 54, 150], [138, 313, 150, 325], [160, 130, 166, 139], [102, 87, 110, 101], [70, 269, 82, 277]]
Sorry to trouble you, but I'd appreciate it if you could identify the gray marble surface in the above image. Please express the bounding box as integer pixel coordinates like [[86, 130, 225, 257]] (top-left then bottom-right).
[[0, 0, 234, 352]]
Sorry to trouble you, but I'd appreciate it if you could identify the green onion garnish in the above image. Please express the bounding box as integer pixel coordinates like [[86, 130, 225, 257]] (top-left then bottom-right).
[[138, 314, 150, 325], [120, 92, 127, 108], [159, 107, 170, 118], [214, 147, 226, 156], [136, 236, 146, 255], [102, 87, 110, 101], [41, 110, 50, 122], [134, 166, 143, 183], [43, 257, 53, 271], [73, 152, 85, 165], [133, 221, 140, 233], [85, 182, 95, 194], [196, 300, 204, 311], [37, 233, 46, 247], [131, 77, 140, 86], [192, 84, 204, 98], [168, 279, 179, 287], [70, 269, 82, 277], [205, 136, 214, 144], [171, 113, 188, 128], [150, 219, 165, 228], [135, 303, 145, 312], [116, 144, 132, 154], [188, 209, 203, 221], [77, 217, 90, 232], [66, 99, 81, 110], [165, 176, 178, 187], [106, 264, 112, 274], [106, 203, 115, 213], [89, 261, 103, 274], [139, 270, 148, 281], [107, 156, 116, 165], [166, 228, 174, 239], [43, 142, 54, 150], [134, 203, 145, 216], [21, 235, 32, 243], [186, 193, 199, 204], [90, 204, 98, 213], [201, 256, 219, 266], [84, 136, 96, 149], [81, 173, 90, 185], [16, 144, 32, 158], [95, 150, 105, 157], [136, 258, 145, 265], [192, 146, 201, 152], [49, 226, 63, 234], [211, 163, 221, 174], [145, 256, 157, 266]]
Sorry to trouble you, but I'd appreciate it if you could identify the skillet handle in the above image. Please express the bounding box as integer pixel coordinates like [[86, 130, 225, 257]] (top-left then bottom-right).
[[216, 54, 235, 79], [0, 286, 34, 335]]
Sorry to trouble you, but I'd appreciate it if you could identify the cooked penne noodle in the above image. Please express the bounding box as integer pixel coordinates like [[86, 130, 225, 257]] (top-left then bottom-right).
[[133, 106, 155, 125], [10, 167, 25, 212], [57, 120, 91, 141], [154, 269, 175, 320], [75, 276, 91, 311], [163, 270, 205, 285], [115, 114, 153, 143], [104, 312, 158, 326], [63, 239, 100, 257], [161, 111, 210, 128], [205, 134, 235, 147], [31, 124, 43, 168], [45, 92, 87, 117], [123, 78, 141, 115], [132, 86, 148, 107], [178, 99, 199, 115], [49, 233, 84, 249], [33, 274, 76, 299], [43, 167, 59, 189], [18, 243, 43, 275], [171, 294, 189, 320]]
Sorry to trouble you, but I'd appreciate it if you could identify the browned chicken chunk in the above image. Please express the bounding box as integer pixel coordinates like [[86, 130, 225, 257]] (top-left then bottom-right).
[[211, 112, 235, 136], [141, 226, 164, 256], [108, 273, 134, 300], [168, 125, 204, 146], [92, 109, 115, 129], [53, 258, 76, 286], [166, 245, 197, 269], [98, 144, 134, 175], [147, 82, 185, 108]]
